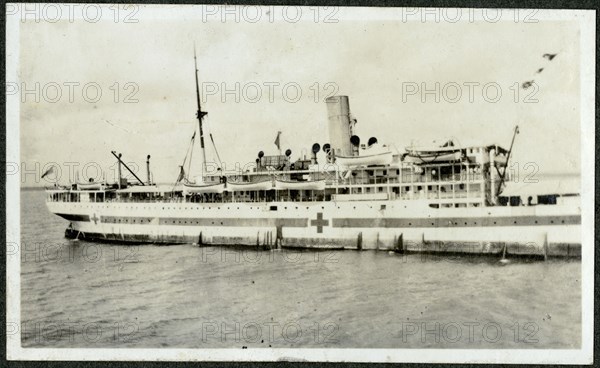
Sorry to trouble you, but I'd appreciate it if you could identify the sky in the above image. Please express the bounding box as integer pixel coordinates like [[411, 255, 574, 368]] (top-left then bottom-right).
[[15, 6, 583, 186]]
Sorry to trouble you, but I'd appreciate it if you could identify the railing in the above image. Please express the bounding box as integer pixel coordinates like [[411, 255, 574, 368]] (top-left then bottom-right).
[[48, 196, 183, 204], [48, 186, 485, 204], [400, 173, 483, 183]]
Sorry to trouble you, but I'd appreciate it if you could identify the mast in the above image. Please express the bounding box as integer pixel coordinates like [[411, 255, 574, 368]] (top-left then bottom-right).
[[194, 45, 208, 175]]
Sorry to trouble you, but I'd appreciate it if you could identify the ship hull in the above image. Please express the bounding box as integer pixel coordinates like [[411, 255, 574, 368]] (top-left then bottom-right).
[[47, 199, 581, 257]]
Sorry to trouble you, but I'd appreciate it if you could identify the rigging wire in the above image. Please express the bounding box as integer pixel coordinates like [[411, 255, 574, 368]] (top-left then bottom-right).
[[173, 132, 196, 188], [188, 133, 196, 181], [210, 133, 222, 170]]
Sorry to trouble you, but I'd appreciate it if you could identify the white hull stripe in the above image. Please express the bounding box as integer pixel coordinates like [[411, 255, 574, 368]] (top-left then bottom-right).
[[57, 213, 580, 228]]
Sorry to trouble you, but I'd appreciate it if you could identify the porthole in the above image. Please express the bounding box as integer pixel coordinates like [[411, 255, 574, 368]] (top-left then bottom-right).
[[514, 221, 517, 224]]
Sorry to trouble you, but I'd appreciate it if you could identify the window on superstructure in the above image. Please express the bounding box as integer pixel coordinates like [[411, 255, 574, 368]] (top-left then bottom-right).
[[468, 183, 481, 194], [509, 196, 522, 206], [537, 195, 557, 205]]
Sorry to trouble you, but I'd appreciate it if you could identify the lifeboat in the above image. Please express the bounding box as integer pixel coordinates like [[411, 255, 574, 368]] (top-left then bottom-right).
[[494, 155, 508, 166], [275, 179, 326, 191], [76, 182, 105, 190], [183, 182, 225, 194], [406, 138, 459, 153], [403, 151, 462, 164], [226, 179, 273, 192], [335, 150, 394, 167]]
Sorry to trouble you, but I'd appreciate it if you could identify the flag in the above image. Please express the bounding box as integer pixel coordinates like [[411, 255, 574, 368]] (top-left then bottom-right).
[[41, 166, 54, 179], [176, 166, 185, 183], [274, 131, 281, 150]]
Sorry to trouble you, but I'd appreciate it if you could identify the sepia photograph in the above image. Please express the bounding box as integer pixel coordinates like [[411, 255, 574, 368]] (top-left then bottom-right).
[[5, 4, 594, 363]]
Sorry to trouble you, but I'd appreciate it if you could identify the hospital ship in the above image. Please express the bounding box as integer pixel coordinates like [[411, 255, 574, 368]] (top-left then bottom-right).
[[45, 57, 581, 257]]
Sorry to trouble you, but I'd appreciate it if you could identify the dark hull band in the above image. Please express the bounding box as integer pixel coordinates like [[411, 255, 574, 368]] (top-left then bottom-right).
[[64, 229, 581, 257]]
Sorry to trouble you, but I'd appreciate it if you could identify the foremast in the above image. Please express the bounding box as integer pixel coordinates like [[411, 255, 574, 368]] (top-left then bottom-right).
[[194, 45, 208, 176]]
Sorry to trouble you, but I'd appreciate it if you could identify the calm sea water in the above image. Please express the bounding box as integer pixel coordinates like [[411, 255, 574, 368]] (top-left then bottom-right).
[[20, 189, 581, 349]]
